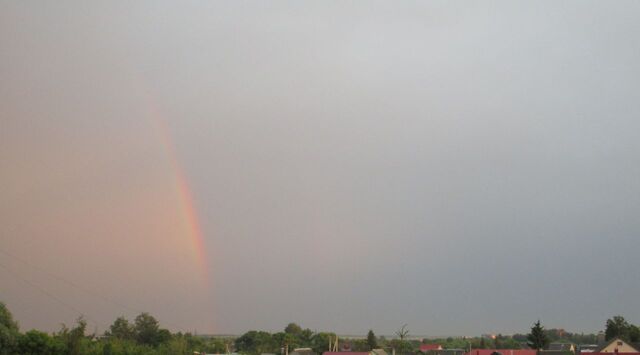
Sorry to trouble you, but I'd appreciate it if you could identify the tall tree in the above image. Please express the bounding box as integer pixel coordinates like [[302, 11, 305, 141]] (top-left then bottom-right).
[[605, 316, 630, 341], [395, 324, 409, 341], [285, 323, 303, 335], [394, 325, 411, 354], [236, 330, 277, 355], [134, 312, 160, 346], [109, 316, 134, 340], [527, 320, 550, 350], [367, 329, 378, 350], [57, 316, 87, 355], [310, 332, 336, 353], [629, 325, 640, 343], [0, 302, 19, 355]]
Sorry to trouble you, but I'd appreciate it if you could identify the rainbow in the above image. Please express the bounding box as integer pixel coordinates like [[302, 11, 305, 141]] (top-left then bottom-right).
[[142, 91, 210, 284], [156, 118, 210, 279]]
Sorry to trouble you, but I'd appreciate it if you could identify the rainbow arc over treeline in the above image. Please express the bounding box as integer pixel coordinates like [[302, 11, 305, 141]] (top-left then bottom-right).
[[142, 90, 210, 285]]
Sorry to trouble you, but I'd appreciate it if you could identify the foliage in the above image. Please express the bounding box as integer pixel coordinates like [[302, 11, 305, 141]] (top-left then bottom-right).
[[350, 338, 372, 351], [55, 316, 88, 355], [527, 320, 550, 350], [367, 329, 378, 350], [3, 300, 633, 355], [604, 315, 640, 342], [390, 338, 414, 354], [0, 301, 239, 355], [285, 323, 303, 335], [108, 316, 135, 340], [134, 312, 163, 346], [513, 329, 597, 345], [17, 329, 56, 355], [630, 325, 640, 343], [0, 302, 19, 355], [310, 331, 336, 353], [235, 330, 277, 355]]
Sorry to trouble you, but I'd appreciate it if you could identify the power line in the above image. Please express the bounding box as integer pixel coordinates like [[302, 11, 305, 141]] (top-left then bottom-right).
[[0, 248, 140, 314], [0, 248, 191, 331], [0, 261, 106, 329]]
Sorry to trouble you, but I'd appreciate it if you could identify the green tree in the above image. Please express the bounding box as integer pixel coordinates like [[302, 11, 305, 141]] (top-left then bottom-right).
[[350, 339, 370, 351], [629, 325, 640, 343], [203, 337, 230, 354], [56, 316, 88, 355], [285, 323, 303, 335], [367, 330, 378, 350], [109, 316, 134, 340], [0, 302, 19, 355], [310, 332, 336, 353], [18, 330, 54, 355], [277, 331, 301, 352], [236, 330, 277, 355], [157, 328, 171, 344], [500, 337, 522, 349], [527, 320, 550, 350], [605, 316, 630, 341], [300, 328, 314, 346], [102, 342, 113, 355], [134, 312, 161, 346], [158, 336, 189, 355]]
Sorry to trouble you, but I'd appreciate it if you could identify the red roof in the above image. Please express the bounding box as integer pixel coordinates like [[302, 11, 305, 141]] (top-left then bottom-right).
[[421, 345, 443, 352], [467, 349, 536, 355]]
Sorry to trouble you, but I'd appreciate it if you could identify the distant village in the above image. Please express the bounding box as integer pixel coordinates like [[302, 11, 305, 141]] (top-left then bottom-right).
[[263, 335, 640, 355], [196, 317, 640, 355], [291, 333, 639, 355]]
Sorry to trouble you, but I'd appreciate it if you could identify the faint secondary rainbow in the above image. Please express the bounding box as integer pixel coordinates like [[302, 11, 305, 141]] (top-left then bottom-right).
[[142, 91, 210, 284]]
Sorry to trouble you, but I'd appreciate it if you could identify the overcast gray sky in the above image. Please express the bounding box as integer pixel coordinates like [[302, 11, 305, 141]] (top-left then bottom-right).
[[1, 1, 640, 336]]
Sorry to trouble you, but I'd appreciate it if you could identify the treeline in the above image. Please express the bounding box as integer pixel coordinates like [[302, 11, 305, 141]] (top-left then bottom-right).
[[512, 330, 598, 346], [2, 300, 637, 355], [423, 336, 522, 350], [233, 325, 525, 355], [233, 324, 499, 355], [235, 323, 335, 355], [0, 302, 230, 355], [511, 315, 640, 346]]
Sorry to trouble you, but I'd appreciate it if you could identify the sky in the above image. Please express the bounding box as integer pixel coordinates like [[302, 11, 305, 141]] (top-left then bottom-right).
[[1, 0, 640, 337]]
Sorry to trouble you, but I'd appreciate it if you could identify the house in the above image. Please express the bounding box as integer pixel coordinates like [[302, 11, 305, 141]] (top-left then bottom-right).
[[421, 345, 444, 353], [595, 339, 640, 353]]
